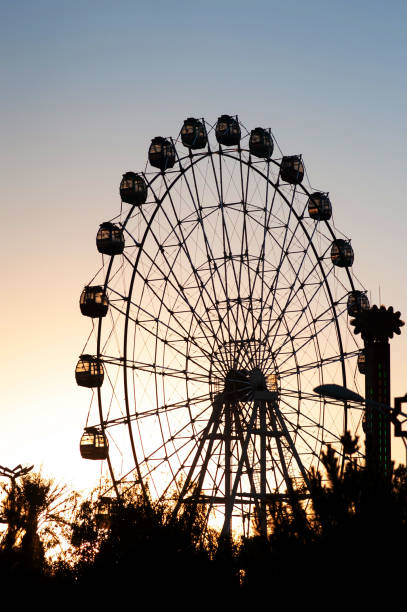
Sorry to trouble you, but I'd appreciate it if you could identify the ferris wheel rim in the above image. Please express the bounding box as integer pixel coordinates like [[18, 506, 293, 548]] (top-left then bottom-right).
[[86, 125, 365, 533]]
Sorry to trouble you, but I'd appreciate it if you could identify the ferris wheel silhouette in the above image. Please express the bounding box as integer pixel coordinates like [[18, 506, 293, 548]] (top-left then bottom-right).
[[76, 115, 367, 537]]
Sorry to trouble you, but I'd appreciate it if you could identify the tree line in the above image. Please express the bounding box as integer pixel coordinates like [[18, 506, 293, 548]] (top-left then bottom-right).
[[1, 438, 406, 598]]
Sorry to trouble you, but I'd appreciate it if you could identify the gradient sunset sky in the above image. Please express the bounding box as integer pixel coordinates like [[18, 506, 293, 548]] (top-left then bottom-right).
[[1, 0, 406, 491]]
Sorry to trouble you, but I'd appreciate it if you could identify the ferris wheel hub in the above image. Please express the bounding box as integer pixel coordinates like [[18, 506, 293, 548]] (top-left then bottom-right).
[[221, 367, 272, 402]]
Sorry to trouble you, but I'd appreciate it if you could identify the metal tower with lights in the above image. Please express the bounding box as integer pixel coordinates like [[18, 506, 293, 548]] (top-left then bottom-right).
[[351, 305, 404, 478]]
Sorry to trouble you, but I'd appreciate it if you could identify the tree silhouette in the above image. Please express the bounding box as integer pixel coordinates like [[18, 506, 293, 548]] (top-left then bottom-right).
[[0, 471, 74, 570], [238, 434, 407, 598], [66, 483, 232, 595], [0, 447, 404, 596]]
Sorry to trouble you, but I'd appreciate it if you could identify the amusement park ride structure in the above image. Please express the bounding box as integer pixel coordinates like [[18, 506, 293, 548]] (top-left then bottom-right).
[[75, 115, 404, 538]]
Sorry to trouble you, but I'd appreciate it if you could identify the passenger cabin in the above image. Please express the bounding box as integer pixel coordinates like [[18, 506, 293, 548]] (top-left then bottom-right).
[[280, 156, 304, 184], [148, 137, 176, 171], [80, 428, 109, 460], [80, 285, 109, 318], [347, 291, 370, 316], [75, 355, 104, 388], [267, 373, 279, 394], [181, 118, 207, 149], [96, 222, 125, 256], [330, 239, 354, 268], [308, 192, 332, 221], [357, 350, 367, 375], [249, 127, 274, 159], [215, 115, 241, 146], [120, 172, 148, 205], [96, 497, 116, 529]]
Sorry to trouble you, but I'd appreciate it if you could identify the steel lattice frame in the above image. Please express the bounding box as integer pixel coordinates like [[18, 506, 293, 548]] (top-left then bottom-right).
[[81, 118, 366, 538]]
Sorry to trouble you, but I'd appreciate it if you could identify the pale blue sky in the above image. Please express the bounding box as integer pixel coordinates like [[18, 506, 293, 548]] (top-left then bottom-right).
[[1, 0, 406, 487]]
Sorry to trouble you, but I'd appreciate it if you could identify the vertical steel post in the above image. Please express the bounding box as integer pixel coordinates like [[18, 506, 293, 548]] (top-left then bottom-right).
[[259, 399, 268, 537], [223, 401, 232, 537], [365, 339, 391, 478]]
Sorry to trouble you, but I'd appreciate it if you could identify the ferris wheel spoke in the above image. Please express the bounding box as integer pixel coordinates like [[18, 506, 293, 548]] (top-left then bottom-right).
[[269, 269, 338, 356], [248, 157, 351, 384], [256, 161, 277, 366], [225, 150, 251, 349], [101, 303, 127, 358], [245, 165, 292, 369], [100, 355, 209, 383], [278, 394, 345, 451], [133, 241, 219, 347], [108, 285, 215, 377], [282, 410, 356, 468], [141, 435, 202, 489], [216, 209, 264, 356], [146, 174, 230, 358], [259, 225, 322, 365], [132, 184, 213, 343], [274, 301, 347, 370], [278, 350, 360, 379], [238, 157, 260, 357], [207, 150, 244, 346], [279, 386, 324, 402], [217, 157, 242, 347], [263, 236, 323, 325], [269, 273, 334, 356], [99, 360, 126, 425], [275, 418, 322, 466], [228, 161, 331, 370], [260, 184, 299, 348], [232, 222, 309, 368], [176, 155, 230, 352], [140, 423, 208, 483], [259, 221, 320, 348], [183, 175, 242, 356], [136, 209, 220, 344], [100, 391, 213, 432]]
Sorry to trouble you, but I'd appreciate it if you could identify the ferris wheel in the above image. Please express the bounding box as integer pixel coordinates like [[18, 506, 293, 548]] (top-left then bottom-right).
[[76, 115, 368, 538]]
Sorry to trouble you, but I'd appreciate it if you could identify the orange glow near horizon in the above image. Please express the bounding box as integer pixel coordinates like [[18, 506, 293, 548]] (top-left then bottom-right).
[[2, 3, 407, 504]]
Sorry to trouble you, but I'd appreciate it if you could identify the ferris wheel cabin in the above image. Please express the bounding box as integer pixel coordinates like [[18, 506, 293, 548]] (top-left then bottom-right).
[[120, 172, 148, 205], [79, 285, 109, 318], [181, 118, 207, 149], [330, 239, 354, 268], [80, 427, 109, 460], [96, 497, 117, 529], [280, 155, 304, 184], [75, 355, 104, 388], [215, 115, 241, 146], [308, 192, 332, 221], [148, 137, 176, 171], [96, 222, 125, 256], [347, 291, 370, 316], [249, 127, 274, 159], [357, 349, 367, 374]]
